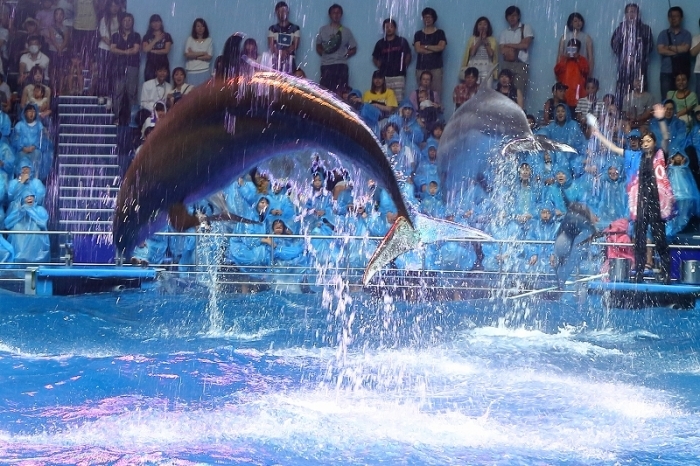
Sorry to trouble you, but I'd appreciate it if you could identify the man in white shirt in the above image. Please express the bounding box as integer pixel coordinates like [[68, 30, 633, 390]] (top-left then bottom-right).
[[499, 5, 534, 103], [140, 65, 172, 112], [19, 36, 50, 86]]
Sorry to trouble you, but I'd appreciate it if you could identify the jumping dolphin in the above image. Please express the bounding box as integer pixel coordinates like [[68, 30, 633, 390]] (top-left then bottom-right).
[[362, 81, 576, 284], [113, 34, 412, 258]]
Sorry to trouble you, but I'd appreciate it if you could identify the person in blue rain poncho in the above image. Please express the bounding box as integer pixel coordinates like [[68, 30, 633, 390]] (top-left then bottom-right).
[[345, 88, 382, 136], [385, 136, 418, 181], [265, 218, 306, 292], [0, 169, 6, 229], [337, 200, 377, 274], [413, 141, 439, 197], [537, 103, 586, 177], [511, 162, 541, 230], [268, 180, 297, 225], [666, 151, 700, 236], [650, 100, 688, 158], [130, 230, 168, 266], [387, 100, 424, 146], [543, 166, 588, 218], [524, 149, 571, 188], [4, 188, 50, 263], [0, 105, 11, 144], [7, 158, 46, 208], [523, 202, 558, 275], [426, 185, 477, 276], [12, 103, 53, 182], [227, 196, 272, 289], [481, 209, 525, 273], [0, 139, 15, 178], [594, 161, 628, 228], [0, 234, 13, 263]]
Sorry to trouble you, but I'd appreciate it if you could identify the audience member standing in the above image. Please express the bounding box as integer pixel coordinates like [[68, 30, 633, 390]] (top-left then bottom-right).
[[96, 0, 121, 99], [413, 7, 446, 102], [72, 0, 98, 69], [372, 18, 411, 102], [184, 18, 213, 86], [142, 14, 173, 82], [692, 20, 700, 97], [557, 13, 594, 75], [110, 13, 140, 126], [461, 16, 497, 84], [610, 3, 653, 104], [657, 6, 692, 99], [268, 1, 300, 74], [315, 3, 356, 95], [499, 5, 534, 103]]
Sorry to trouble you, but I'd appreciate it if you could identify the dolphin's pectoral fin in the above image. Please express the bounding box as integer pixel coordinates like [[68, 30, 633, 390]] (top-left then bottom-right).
[[533, 135, 577, 153], [502, 136, 576, 155], [412, 212, 493, 244], [363, 216, 419, 285], [168, 203, 202, 232]]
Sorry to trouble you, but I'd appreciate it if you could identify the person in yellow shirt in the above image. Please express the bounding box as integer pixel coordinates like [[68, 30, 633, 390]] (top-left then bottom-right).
[[363, 70, 397, 117]]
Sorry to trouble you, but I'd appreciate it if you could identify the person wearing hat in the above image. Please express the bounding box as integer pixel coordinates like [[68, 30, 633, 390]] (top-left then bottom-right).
[[543, 82, 568, 125]]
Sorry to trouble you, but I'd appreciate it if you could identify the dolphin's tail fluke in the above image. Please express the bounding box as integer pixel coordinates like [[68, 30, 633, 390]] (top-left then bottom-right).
[[362, 213, 493, 285]]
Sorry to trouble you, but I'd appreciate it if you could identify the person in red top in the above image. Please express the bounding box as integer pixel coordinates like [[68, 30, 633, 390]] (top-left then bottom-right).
[[554, 38, 589, 113]]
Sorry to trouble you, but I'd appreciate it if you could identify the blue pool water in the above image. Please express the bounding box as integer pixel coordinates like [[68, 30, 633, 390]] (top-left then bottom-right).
[[1, 285, 700, 465]]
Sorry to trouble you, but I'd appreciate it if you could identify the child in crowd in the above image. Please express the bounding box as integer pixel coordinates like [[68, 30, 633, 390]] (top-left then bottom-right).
[[419, 180, 445, 218], [523, 202, 558, 275], [8, 158, 46, 208], [265, 218, 306, 293], [452, 67, 478, 110], [12, 104, 52, 182], [388, 101, 424, 146], [512, 162, 540, 228], [414, 141, 439, 196], [61, 53, 85, 96], [386, 136, 418, 180], [575, 77, 605, 123], [5, 189, 50, 263], [554, 39, 589, 113], [543, 83, 568, 125], [594, 162, 627, 228]]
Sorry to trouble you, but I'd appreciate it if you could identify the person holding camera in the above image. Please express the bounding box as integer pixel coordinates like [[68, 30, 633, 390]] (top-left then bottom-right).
[[554, 38, 589, 114], [166, 67, 193, 109]]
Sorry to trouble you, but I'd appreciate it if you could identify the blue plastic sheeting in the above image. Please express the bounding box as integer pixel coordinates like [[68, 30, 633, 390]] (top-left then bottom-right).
[[36, 267, 158, 280]]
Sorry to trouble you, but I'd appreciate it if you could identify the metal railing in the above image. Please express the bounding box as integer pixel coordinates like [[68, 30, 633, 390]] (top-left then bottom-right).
[[0, 229, 698, 295]]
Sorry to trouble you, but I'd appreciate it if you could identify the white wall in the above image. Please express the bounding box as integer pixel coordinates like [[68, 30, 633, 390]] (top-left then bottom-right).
[[129, 0, 700, 118]]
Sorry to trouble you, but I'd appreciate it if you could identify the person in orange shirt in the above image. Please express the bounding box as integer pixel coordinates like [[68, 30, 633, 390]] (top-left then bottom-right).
[[554, 38, 589, 114]]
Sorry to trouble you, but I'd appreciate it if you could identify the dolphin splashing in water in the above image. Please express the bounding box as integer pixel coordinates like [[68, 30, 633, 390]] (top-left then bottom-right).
[[362, 79, 576, 284], [114, 34, 416, 257]]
